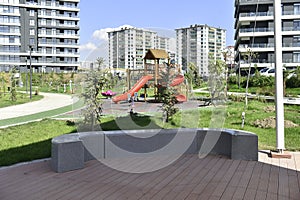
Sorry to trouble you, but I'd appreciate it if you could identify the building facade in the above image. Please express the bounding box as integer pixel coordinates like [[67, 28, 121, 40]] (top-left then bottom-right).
[[0, 0, 80, 72], [108, 27, 170, 70], [234, 0, 300, 72], [176, 24, 226, 76]]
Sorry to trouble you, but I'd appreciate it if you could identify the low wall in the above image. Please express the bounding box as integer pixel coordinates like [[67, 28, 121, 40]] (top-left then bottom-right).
[[51, 129, 258, 173]]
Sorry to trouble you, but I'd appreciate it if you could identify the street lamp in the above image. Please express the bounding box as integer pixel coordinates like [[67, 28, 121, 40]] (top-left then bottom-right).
[[29, 45, 33, 99], [25, 58, 28, 94]]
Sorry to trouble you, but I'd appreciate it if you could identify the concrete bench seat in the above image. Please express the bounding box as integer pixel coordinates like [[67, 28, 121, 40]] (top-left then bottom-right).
[[51, 129, 258, 173]]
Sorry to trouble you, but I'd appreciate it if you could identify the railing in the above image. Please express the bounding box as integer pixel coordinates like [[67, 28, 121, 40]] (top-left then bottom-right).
[[282, 11, 300, 16], [282, 27, 300, 31], [240, 27, 274, 33], [283, 43, 300, 47], [240, 11, 273, 17], [239, 0, 272, 3], [239, 43, 274, 48]]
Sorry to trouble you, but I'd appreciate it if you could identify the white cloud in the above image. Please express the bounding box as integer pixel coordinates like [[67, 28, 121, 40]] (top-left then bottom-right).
[[80, 42, 97, 51], [92, 24, 134, 41]]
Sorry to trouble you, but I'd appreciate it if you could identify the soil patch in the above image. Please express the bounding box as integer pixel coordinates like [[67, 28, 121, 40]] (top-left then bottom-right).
[[264, 106, 275, 113], [253, 117, 298, 128]]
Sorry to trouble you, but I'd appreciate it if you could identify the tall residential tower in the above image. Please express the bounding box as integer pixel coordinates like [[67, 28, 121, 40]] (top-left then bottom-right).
[[234, 0, 300, 72], [108, 26, 170, 70], [0, 0, 80, 72], [176, 24, 226, 76]]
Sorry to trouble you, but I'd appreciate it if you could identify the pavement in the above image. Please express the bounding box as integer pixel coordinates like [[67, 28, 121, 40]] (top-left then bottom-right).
[[0, 92, 74, 120]]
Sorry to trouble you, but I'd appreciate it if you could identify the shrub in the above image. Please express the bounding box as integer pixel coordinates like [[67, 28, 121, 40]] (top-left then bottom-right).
[[286, 76, 300, 88]]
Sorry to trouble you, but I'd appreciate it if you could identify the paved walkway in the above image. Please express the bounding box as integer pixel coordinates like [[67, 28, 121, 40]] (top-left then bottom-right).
[[0, 92, 74, 120]]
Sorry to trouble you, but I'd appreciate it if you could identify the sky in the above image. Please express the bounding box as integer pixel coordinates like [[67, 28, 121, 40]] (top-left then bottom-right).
[[79, 0, 235, 62]]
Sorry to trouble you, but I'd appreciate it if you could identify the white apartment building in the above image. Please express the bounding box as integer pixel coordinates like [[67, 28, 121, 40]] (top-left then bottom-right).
[[234, 0, 300, 73], [108, 27, 170, 69], [0, 0, 80, 72], [176, 24, 226, 76]]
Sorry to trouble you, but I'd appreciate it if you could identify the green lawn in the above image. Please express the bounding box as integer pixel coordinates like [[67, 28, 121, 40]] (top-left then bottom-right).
[[0, 99, 299, 167], [0, 119, 76, 166], [0, 92, 43, 108]]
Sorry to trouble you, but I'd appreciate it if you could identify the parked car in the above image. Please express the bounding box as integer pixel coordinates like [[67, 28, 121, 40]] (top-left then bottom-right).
[[260, 67, 286, 77]]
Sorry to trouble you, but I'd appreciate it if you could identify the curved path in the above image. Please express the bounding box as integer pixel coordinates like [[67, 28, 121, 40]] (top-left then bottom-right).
[[0, 92, 74, 120]]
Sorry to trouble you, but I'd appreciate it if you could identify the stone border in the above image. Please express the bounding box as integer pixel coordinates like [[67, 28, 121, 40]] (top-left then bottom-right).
[[51, 129, 258, 173]]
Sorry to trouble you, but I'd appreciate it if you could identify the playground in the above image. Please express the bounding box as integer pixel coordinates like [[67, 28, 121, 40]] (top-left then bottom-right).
[[112, 49, 187, 104]]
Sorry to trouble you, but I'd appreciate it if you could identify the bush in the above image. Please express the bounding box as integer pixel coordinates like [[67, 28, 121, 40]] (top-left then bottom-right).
[[286, 76, 300, 88]]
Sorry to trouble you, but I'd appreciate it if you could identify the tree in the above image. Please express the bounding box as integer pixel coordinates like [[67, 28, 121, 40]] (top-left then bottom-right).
[[208, 56, 227, 104], [161, 62, 179, 123], [80, 68, 116, 130], [96, 57, 105, 71], [242, 48, 257, 107], [9, 67, 18, 102], [184, 62, 200, 90]]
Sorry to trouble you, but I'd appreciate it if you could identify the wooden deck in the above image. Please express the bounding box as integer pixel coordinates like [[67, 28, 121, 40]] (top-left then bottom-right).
[[0, 152, 299, 200]]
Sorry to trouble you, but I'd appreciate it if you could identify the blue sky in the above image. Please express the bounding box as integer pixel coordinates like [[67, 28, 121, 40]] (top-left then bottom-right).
[[79, 0, 235, 61]]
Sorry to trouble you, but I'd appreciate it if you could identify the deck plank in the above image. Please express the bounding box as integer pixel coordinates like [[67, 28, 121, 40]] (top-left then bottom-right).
[[1, 153, 300, 200]]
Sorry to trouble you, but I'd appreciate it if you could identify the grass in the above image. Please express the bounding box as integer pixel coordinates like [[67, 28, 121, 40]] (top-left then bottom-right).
[[0, 99, 299, 167], [0, 119, 77, 166], [0, 92, 43, 108]]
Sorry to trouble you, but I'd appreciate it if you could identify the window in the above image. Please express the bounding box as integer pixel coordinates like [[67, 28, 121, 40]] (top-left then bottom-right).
[[30, 29, 35, 35], [9, 35, 14, 43], [29, 38, 34, 45], [41, 19, 46, 25], [29, 9, 34, 16], [295, 4, 300, 15], [30, 19, 34, 26], [294, 20, 300, 31]]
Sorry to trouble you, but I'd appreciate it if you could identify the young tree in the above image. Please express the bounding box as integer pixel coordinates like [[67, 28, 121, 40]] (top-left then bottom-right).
[[242, 48, 257, 107], [184, 62, 200, 91], [161, 62, 179, 123], [208, 56, 227, 104], [9, 67, 18, 102], [80, 68, 116, 130], [96, 57, 105, 71]]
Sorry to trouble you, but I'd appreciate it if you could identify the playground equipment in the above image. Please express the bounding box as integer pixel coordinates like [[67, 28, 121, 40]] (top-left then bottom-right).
[[112, 49, 187, 103], [101, 90, 117, 98], [112, 75, 152, 103]]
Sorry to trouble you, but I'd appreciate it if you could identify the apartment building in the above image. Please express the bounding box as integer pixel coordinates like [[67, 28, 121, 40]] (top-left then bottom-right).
[[176, 24, 226, 76], [234, 0, 300, 72], [108, 27, 170, 69], [0, 0, 80, 72]]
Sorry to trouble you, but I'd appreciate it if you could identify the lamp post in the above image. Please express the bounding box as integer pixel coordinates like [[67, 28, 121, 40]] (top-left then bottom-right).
[[25, 59, 28, 94], [29, 45, 33, 99]]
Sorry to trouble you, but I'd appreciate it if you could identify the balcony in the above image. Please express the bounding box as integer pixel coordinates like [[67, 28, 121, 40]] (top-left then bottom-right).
[[239, 43, 274, 48], [240, 27, 274, 33], [240, 11, 273, 18], [237, 0, 273, 5]]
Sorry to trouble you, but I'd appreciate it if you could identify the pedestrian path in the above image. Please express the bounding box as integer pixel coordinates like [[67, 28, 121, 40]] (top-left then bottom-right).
[[0, 92, 74, 120]]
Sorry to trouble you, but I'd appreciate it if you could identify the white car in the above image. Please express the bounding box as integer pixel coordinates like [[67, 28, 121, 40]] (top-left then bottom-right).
[[260, 67, 286, 77]]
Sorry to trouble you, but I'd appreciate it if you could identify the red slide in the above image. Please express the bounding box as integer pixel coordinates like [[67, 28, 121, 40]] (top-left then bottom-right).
[[112, 75, 153, 103], [170, 74, 184, 86], [170, 74, 187, 102]]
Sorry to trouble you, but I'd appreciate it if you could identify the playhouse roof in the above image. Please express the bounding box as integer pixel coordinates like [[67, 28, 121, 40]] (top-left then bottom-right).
[[144, 49, 169, 60]]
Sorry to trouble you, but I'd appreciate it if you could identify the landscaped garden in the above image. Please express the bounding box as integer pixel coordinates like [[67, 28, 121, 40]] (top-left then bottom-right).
[[0, 63, 299, 167], [0, 99, 299, 166]]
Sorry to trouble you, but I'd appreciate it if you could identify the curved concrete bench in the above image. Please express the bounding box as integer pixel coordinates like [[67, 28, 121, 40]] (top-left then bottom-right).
[[51, 129, 258, 173]]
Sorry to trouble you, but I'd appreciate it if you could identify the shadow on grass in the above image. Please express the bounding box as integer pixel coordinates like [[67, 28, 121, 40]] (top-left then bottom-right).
[[78, 113, 162, 132], [0, 129, 77, 167]]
